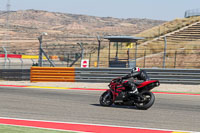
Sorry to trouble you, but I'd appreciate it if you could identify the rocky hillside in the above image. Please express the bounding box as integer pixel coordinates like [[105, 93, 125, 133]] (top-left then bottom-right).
[[0, 9, 165, 37], [0, 9, 166, 66]]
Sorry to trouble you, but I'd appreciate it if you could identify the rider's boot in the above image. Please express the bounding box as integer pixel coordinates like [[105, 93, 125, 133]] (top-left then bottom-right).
[[128, 86, 138, 95]]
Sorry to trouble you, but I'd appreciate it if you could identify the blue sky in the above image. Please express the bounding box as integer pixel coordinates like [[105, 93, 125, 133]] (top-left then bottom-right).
[[0, 0, 199, 21]]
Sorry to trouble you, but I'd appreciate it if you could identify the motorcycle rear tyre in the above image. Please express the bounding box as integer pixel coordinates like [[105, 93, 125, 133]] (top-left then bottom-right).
[[135, 91, 155, 110], [99, 91, 113, 106]]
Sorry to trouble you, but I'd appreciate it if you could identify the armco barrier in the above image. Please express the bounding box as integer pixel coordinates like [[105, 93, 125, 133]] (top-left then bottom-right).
[[75, 68, 200, 84], [30, 67, 75, 82], [0, 68, 200, 84], [0, 69, 30, 81]]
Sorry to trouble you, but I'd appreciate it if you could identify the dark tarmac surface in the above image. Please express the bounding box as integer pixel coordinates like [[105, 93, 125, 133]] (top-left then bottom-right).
[[0, 87, 199, 132]]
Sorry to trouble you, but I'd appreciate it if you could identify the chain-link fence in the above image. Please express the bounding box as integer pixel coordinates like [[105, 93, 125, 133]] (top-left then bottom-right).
[[0, 36, 103, 69], [84, 40, 200, 69], [0, 35, 200, 69]]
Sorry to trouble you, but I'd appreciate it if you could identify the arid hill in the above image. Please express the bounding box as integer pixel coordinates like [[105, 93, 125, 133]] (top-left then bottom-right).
[[0, 10, 165, 38], [0, 10, 166, 68]]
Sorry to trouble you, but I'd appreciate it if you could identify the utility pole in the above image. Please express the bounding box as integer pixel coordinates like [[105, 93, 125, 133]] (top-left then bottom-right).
[[97, 35, 101, 67], [5, 0, 10, 45], [38, 32, 55, 67], [3, 0, 11, 68], [163, 36, 167, 68]]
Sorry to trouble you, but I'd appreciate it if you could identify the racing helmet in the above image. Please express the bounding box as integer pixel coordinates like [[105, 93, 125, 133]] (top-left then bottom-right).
[[131, 67, 140, 74]]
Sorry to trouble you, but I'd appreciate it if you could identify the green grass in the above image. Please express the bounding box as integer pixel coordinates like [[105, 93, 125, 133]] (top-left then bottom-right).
[[0, 124, 78, 133]]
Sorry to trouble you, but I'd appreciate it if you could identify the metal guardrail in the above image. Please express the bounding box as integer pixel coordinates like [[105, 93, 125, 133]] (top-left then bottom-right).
[[30, 67, 75, 82], [0, 68, 200, 84], [0, 69, 30, 81], [185, 8, 200, 18], [75, 68, 200, 84]]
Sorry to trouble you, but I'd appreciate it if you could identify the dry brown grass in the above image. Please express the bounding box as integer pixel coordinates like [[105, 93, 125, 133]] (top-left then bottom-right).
[[87, 16, 200, 68], [136, 16, 200, 39], [135, 17, 200, 66]]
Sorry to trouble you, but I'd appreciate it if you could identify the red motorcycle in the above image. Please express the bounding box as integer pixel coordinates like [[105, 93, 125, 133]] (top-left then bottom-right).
[[99, 78, 160, 110]]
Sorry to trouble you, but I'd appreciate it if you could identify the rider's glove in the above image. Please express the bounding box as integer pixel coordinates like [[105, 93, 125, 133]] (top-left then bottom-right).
[[116, 77, 122, 83], [119, 77, 123, 83]]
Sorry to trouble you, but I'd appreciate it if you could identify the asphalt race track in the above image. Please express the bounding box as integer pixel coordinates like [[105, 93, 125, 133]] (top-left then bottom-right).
[[0, 87, 199, 132]]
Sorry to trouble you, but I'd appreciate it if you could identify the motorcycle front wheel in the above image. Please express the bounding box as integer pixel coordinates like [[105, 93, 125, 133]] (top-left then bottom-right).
[[135, 91, 155, 110], [99, 91, 113, 106]]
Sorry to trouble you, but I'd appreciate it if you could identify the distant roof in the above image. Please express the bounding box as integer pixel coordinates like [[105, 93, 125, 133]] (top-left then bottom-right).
[[104, 36, 144, 42]]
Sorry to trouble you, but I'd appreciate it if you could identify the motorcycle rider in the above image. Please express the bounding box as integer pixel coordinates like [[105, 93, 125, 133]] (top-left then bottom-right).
[[120, 67, 150, 94]]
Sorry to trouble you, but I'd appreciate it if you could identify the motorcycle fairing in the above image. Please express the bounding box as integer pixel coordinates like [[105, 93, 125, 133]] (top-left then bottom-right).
[[137, 80, 160, 89]]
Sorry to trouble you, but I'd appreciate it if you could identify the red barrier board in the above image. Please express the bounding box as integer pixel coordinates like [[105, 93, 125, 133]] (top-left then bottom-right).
[[0, 54, 22, 58]]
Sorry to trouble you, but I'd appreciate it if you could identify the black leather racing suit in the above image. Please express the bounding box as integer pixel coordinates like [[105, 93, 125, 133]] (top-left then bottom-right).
[[121, 70, 150, 93]]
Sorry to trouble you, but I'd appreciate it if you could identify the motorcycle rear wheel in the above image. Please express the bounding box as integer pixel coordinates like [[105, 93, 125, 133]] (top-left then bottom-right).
[[99, 91, 113, 106], [135, 91, 155, 110]]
